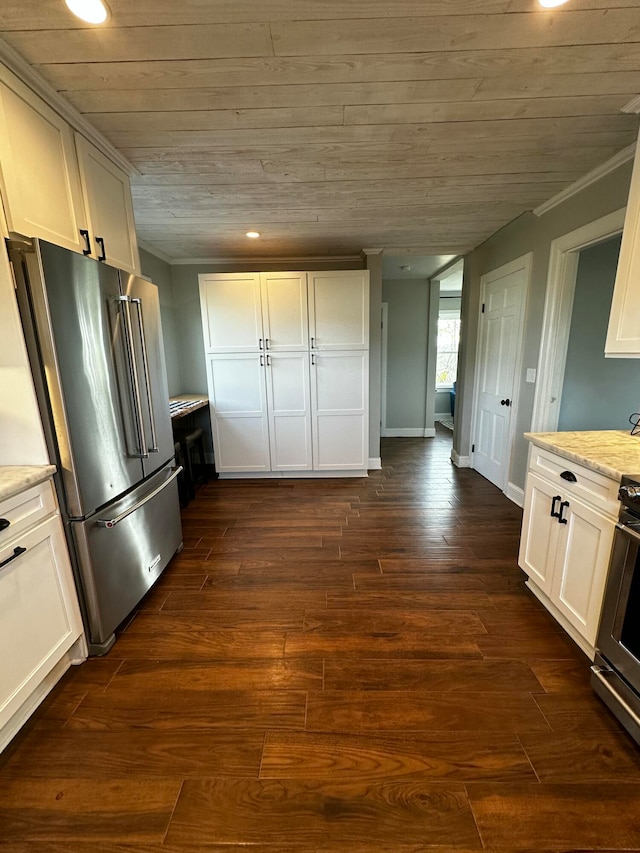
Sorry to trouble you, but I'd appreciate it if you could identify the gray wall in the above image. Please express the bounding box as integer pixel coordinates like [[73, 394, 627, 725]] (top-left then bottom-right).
[[558, 236, 633, 430], [382, 278, 430, 430], [455, 160, 633, 492], [435, 390, 452, 416], [139, 248, 182, 397]]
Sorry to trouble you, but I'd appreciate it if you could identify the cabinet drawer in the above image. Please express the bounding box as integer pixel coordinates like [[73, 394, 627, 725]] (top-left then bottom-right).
[[0, 514, 83, 732], [0, 480, 57, 550], [528, 446, 619, 518]]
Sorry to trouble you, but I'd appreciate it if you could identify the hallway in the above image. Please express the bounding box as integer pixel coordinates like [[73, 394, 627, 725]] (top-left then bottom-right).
[[2, 428, 640, 850]]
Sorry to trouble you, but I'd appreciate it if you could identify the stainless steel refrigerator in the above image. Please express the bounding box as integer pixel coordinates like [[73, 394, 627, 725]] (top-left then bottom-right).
[[8, 237, 182, 655]]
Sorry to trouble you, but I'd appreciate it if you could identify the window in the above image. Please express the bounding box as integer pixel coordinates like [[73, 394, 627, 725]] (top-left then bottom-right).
[[436, 309, 461, 390]]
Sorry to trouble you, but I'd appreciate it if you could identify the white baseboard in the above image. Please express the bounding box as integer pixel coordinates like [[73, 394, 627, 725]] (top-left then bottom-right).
[[368, 457, 382, 470], [451, 449, 471, 467], [381, 428, 434, 437], [218, 469, 368, 479], [505, 482, 525, 507]]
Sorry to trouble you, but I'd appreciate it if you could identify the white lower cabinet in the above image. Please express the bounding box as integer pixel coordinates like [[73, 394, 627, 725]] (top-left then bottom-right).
[[0, 479, 84, 751], [207, 353, 271, 473], [519, 447, 617, 656], [311, 350, 369, 471], [207, 349, 367, 474]]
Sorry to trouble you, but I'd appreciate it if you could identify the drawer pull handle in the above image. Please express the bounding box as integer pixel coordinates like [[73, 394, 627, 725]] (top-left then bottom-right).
[[0, 518, 10, 531], [0, 546, 27, 570], [559, 500, 570, 525], [551, 496, 562, 518], [560, 470, 577, 483]]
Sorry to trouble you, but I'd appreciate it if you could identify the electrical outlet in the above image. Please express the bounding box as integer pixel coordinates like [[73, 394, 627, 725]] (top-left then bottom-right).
[[526, 368, 537, 384]]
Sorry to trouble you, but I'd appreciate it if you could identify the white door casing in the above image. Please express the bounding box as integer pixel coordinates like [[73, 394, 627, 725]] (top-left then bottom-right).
[[207, 353, 270, 472], [471, 254, 530, 490], [265, 351, 313, 471]]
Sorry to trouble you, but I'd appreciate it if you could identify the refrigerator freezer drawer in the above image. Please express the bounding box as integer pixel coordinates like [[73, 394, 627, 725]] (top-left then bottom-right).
[[71, 463, 182, 650]]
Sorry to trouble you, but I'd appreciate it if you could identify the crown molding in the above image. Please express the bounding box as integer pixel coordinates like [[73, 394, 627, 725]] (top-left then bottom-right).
[[0, 35, 139, 177], [361, 248, 384, 255], [622, 95, 640, 114], [137, 239, 174, 265], [170, 254, 364, 266], [534, 143, 636, 218]]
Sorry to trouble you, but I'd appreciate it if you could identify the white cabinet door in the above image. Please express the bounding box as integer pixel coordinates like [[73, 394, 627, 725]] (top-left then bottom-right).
[[552, 495, 615, 646], [75, 134, 140, 274], [260, 272, 308, 351], [207, 353, 270, 472], [311, 350, 369, 470], [308, 271, 370, 350], [0, 75, 85, 253], [605, 132, 640, 357], [519, 471, 561, 597], [0, 514, 83, 732], [265, 352, 312, 471], [200, 274, 263, 353]]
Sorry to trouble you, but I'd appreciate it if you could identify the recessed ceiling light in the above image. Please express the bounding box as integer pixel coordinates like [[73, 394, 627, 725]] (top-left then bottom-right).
[[538, 0, 569, 7], [246, 231, 260, 239], [64, 0, 110, 24], [400, 265, 412, 272]]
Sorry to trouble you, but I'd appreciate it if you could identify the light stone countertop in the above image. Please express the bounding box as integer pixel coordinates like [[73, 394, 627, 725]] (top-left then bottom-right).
[[0, 465, 57, 503], [524, 430, 640, 481]]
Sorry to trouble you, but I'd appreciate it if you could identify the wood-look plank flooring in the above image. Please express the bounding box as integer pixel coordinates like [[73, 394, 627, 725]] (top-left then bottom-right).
[[2, 428, 640, 851]]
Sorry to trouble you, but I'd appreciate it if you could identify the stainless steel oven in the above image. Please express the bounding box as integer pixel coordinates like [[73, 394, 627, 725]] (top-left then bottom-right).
[[592, 477, 640, 743]]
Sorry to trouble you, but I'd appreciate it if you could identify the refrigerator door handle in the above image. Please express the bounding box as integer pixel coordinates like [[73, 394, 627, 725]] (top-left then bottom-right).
[[131, 297, 159, 453], [97, 466, 183, 528], [118, 295, 148, 458]]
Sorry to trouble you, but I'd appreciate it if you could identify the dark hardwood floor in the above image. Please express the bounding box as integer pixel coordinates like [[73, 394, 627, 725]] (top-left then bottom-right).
[[2, 427, 640, 851]]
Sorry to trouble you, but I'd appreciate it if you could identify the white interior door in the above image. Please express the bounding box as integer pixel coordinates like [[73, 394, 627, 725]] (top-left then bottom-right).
[[207, 353, 270, 472], [260, 272, 308, 351], [199, 273, 263, 353], [472, 258, 528, 489], [311, 350, 369, 470], [265, 352, 312, 470], [308, 271, 369, 350]]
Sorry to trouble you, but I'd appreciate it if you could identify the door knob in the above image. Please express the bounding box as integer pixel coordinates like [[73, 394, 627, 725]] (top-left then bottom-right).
[[500, 399, 511, 407]]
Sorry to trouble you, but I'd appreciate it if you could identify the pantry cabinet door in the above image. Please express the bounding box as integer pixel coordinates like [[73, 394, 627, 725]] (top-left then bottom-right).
[[518, 472, 560, 597], [552, 496, 615, 646], [207, 353, 270, 472], [260, 272, 308, 351], [265, 352, 312, 471], [0, 75, 85, 253], [308, 271, 369, 350], [75, 134, 140, 274], [200, 273, 264, 353], [310, 350, 369, 471]]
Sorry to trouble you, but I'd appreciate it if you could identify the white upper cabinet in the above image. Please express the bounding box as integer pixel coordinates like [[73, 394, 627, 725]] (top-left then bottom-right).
[[200, 273, 263, 353], [606, 133, 640, 357], [308, 271, 370, 350], [0, 73, 86, 254], [0, 65, 140, 272], [260, 272, 308, 351], [75, 134, 140, 275]]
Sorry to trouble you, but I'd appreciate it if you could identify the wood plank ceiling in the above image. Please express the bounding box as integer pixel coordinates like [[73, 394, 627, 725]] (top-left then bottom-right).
[[0, 0, 639, 259]]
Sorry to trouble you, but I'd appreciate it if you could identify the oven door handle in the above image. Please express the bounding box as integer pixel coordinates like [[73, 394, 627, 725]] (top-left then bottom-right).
[[616, 522, 640, 545], [592, 665, 640, 730]]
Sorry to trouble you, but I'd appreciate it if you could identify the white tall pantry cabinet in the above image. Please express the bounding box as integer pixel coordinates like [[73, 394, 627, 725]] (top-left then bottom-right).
[[199, 270, 370, 476]]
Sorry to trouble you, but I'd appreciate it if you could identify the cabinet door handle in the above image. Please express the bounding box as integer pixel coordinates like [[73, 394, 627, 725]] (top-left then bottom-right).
[[258, 338, 263, 350], [559, 500, 570, 524], [310, 336, 315, 349], [265, 338, 270, 350], [79, 229, 91, 255], [266, 354, 271, 366], [0, 546, 27, 571], [95, 236, 106, 262], [311, 353, 315, 366], [260, 354, 264, 367], [551, 495, 562, 518], [0, 518, 10, 531]]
